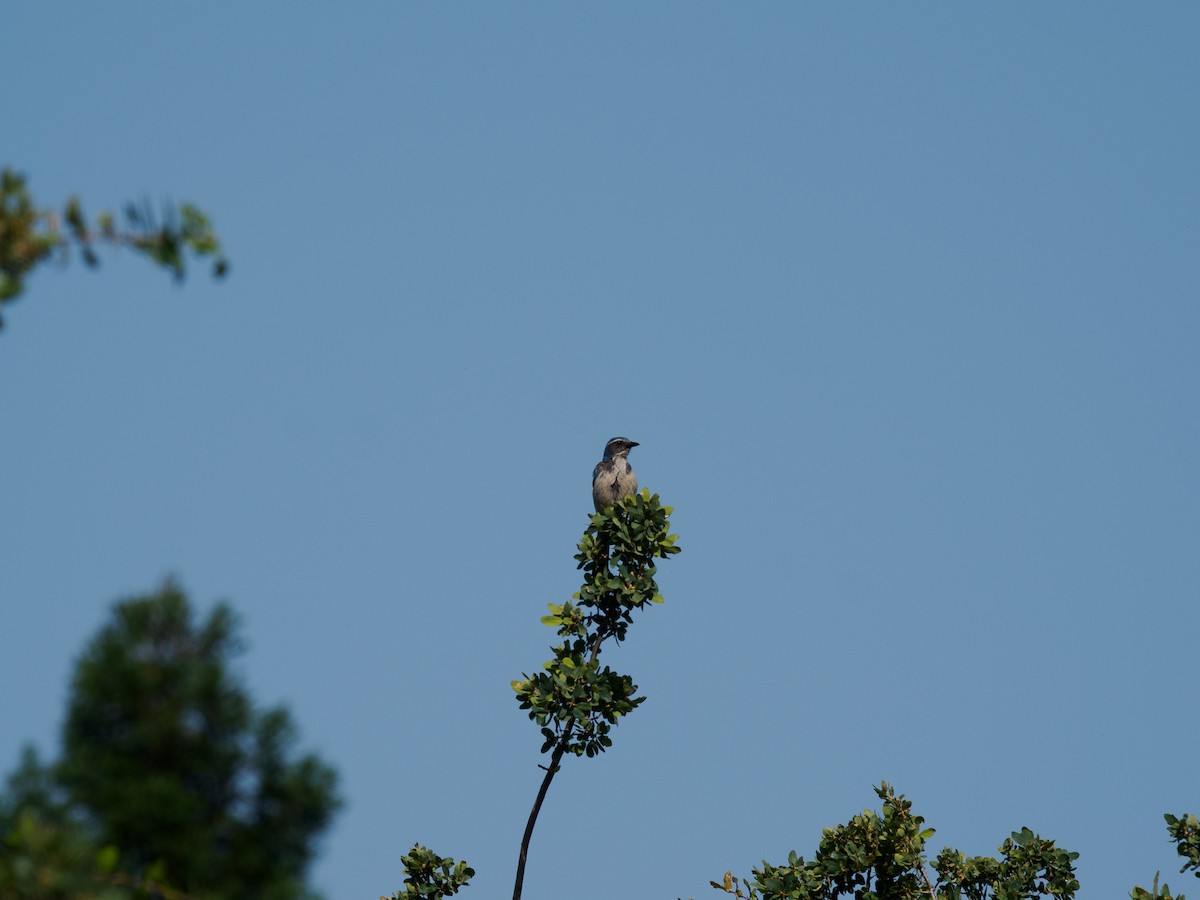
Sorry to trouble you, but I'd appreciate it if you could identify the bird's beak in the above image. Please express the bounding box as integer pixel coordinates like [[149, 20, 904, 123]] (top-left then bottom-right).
[[629, 441, 639, 447]]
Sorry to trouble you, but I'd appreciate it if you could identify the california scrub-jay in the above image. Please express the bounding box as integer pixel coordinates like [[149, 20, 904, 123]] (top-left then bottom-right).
[[592, 437, 639, 512]]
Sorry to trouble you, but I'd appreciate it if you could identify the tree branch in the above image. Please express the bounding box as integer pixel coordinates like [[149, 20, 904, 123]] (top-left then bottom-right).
[[512, 633, 604, 900]]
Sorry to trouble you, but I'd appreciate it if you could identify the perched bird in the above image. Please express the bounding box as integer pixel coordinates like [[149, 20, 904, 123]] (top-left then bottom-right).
[[592, 437, 639, 512]]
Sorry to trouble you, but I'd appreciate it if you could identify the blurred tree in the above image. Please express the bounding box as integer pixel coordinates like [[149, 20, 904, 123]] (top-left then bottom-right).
[[0, 166, 227, 329], [0, 746, 116, 900], [0, 581, 339, 900]]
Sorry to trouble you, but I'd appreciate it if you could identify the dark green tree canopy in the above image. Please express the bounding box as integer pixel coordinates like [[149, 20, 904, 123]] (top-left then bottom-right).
[[2, 581, 340, 900]]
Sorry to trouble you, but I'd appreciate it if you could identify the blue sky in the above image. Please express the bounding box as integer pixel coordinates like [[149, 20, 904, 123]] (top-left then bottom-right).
[[3, 5, 1197, 899]]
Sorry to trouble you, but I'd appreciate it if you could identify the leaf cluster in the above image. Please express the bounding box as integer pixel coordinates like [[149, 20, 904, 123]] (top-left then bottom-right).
[[574, 487, 680, 642], [1165, 814, 1200, 880], [0, 166, 227, 327], [1132, 814, 1200, 900], [709, 783, 1079, 900], [934, 826, 1079, 900], [0, 169, 59, 308], [512, 633, 642, 758], [512, 489, 680, 759], [388, 490, 679, 899], [1133, 873, 1183, 900], [383, 845, 474, 899]]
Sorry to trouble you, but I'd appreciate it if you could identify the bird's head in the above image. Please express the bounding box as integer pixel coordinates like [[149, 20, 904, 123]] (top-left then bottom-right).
[[603, 436, 639, 460]]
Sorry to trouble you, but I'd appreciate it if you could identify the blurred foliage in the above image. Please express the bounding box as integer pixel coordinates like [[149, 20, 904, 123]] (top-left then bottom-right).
[[0, 807, 192, 900], [0, 581, 339, 900], [382, 845, 474, 899], [0, 166, 227, 328]]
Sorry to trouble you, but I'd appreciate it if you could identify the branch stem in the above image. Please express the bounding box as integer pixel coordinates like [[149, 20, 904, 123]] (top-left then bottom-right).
[[512, 633, 605, 900], [512, 721, 572, 900]]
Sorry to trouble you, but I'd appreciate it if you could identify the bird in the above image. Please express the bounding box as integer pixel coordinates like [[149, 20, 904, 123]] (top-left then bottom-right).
[[592, 437, 639, 512]]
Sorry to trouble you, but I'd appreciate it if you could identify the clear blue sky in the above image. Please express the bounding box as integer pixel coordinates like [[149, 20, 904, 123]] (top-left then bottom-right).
[[3, 5, 1197, 899]]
